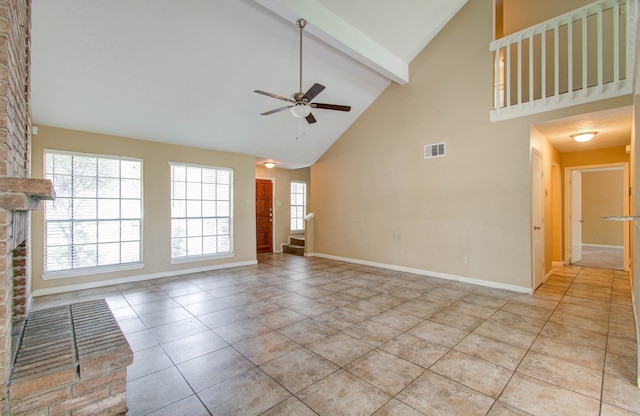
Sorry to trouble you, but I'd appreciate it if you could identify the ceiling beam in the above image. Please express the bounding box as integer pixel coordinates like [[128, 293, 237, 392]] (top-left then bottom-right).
[[252, 0, 409, 85]]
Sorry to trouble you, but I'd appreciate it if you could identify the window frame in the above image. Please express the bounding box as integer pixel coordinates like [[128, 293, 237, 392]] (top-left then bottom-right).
[[169, 162, 234, 263], [42, 149, 144, 279], [290, 181, 307, 232]]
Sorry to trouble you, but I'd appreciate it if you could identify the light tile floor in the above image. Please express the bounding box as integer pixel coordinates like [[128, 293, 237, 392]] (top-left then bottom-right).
[[573, 245, 624, 270], [32, 254, 640, 415]]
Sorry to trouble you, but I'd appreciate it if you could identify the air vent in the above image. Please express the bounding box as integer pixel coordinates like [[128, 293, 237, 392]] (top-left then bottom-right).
[[424, 142, 446, 159]]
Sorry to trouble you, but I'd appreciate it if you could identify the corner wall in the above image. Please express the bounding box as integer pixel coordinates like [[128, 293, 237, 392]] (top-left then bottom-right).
[[310, 0, 633, 291], [30, 126, 257, 294]]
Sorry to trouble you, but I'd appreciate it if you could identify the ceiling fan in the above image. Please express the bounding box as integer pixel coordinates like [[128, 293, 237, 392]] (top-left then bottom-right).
[[254, 18, 351, 124]]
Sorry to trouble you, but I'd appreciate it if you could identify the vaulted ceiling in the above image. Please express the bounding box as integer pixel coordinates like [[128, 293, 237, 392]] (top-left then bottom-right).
[[31, 0, 468, 169]]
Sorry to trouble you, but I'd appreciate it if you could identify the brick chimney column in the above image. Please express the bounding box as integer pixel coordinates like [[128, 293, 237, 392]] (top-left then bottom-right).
[[0, 1, 32, 413]]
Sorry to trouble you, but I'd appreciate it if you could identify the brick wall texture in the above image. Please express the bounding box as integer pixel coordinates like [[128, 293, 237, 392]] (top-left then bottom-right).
[[0, 0, 32, 413], [8, 300, 133, 415]]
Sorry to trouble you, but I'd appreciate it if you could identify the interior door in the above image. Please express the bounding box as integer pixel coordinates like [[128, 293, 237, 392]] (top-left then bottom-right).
[[532, 151, 545, 289], [571, 170, 582, 263], [256, 179, 273, 254]]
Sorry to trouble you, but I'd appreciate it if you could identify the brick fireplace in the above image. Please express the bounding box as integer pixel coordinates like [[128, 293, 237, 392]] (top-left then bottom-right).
[[0, 3, 133, 414], [0, 0, 37, 412]]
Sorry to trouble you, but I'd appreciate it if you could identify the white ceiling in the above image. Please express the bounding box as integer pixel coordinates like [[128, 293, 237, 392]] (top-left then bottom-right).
[[533, 106, 632, 153], [31, 0, 468, 169]]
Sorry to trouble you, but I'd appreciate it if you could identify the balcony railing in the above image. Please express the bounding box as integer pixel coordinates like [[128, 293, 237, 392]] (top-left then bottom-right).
[[490, 0, 637, 121]]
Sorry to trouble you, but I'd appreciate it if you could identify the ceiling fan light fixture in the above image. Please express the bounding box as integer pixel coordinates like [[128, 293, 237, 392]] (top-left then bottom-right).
[[289, 103, 311, 118], [254, 18, 350, 125], [571, 131, 597, 143], [264, 162, 276, 169]]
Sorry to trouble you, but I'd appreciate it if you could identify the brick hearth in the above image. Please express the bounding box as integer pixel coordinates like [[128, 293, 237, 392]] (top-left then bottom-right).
[[8, 299, 133, 415]]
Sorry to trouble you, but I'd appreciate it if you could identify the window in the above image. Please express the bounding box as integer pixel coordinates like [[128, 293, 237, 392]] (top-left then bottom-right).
[[290, 182, 306, 231], [170, 163, 232, 260], [44, 151, 142, 273]]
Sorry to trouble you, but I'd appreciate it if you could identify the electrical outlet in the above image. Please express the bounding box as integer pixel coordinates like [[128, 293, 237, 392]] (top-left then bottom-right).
[[463, 256, 469, 264], [161, 252, 167, 260]]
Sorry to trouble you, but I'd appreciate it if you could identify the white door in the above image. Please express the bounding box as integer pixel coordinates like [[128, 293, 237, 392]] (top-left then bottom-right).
[[532, 151, 545, 289], [571, 170, 582, 263]]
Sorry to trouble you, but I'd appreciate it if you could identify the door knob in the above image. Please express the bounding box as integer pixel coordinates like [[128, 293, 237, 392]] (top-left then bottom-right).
[[534, 226, 541, 230]]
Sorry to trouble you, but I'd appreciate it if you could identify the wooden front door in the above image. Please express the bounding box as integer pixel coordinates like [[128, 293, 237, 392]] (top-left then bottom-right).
[[256, 179, 273, 253]]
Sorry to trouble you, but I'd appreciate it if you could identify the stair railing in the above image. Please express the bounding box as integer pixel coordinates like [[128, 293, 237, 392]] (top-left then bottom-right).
[[490, 0, 637, 121]]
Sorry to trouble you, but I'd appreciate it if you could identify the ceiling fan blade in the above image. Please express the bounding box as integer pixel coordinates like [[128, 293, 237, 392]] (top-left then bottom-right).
[[303, 83, 325, 101], [261, 106, 292, 116], [254, 90, 296, 104], [305, 113, 317, 124], [311, 103, 351, 112]]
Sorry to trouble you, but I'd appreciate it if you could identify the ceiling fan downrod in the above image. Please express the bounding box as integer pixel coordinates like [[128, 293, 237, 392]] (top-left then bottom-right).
[[296, 18, 306, 96]]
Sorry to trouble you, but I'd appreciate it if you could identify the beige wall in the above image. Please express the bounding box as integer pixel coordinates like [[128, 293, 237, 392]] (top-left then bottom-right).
[[255, 165, 310, 251], [582, 169, 624, 246], [562, 146, 630, 167], [502, 0, 595, 36], [310, 0, 631, 291], [31, 126, 257, 293]]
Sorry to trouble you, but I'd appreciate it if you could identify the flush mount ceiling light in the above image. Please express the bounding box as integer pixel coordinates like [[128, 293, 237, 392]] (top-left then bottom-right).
[[571, 131, 597, 143], [263, 162, 276, 169]]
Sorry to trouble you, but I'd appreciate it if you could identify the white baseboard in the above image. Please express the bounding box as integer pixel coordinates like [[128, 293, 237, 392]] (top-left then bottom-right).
[[310, 252, 532, 294], [582, 244, 624, 249], [544, 270, 553, 282], [32, 260, 258, 297]]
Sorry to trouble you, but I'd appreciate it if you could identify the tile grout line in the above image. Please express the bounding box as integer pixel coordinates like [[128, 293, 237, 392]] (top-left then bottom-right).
[[48, 256, 636, 415]]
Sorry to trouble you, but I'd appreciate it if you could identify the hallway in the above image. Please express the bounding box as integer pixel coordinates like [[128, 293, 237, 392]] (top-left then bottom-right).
[[573, 245, 625, 270]]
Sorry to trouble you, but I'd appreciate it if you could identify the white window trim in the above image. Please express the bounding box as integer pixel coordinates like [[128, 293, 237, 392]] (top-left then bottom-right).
[[42, 262, 144, 280], [169, 161, 234, 260], [43, 149, 144, 275], [290, 181, 306, 232]]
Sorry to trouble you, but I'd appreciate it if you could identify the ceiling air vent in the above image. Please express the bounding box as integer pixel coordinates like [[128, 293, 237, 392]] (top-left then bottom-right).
[[424, 142, 446, 159]]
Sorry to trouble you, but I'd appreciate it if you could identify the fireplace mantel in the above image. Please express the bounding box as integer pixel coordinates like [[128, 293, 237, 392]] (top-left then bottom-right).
[[0, 177, 54, 211]]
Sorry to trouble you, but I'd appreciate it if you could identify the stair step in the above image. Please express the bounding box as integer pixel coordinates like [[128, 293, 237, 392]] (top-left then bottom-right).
[[283, 244, 304, 256], [289, 236, 305, 247]]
